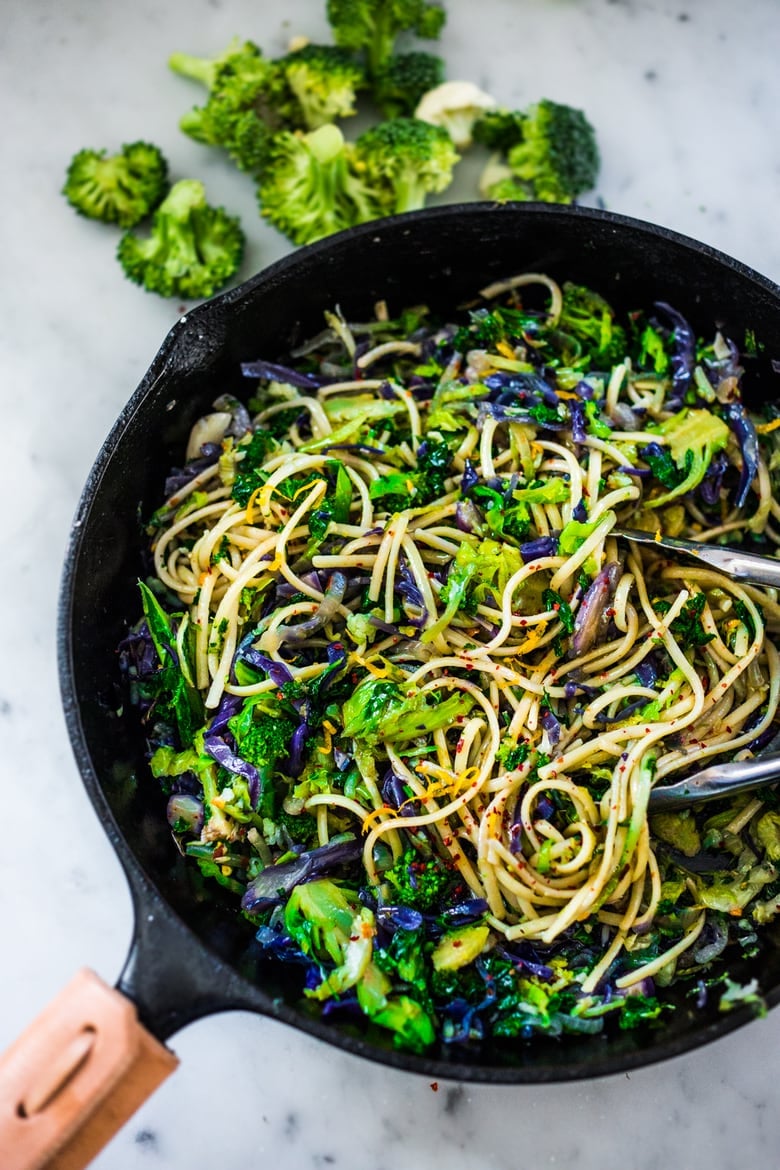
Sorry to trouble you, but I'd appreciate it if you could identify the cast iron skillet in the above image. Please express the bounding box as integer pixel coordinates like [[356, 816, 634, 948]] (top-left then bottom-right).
[[24, 203, 780, 1160]]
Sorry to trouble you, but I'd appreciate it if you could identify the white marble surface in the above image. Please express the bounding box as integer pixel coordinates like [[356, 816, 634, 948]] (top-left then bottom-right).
[[5, 0, 780, 1166]]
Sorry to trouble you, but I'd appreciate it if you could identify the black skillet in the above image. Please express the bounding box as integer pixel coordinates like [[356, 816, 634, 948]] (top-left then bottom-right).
[[6, 204, 780, 1168]]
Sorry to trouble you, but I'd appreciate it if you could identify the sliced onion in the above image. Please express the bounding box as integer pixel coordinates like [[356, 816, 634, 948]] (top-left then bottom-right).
[[572, 563, 621, 655]]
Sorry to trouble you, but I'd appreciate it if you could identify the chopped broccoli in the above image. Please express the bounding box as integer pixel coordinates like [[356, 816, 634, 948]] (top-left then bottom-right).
[[384, 848, 452, 911], [414, 80, 497, 149], [235, 712, 297, 772], [275, 43, 367, 129], [171, 40, 289, 176], [558, 282, 628, 366], [257, 123, 381, 246], [228, 705, 297, 816], [353, 116, 459, 214], [373, 51, 445, 117], [505, 99, 599, 204], [168, 38, 263, 94], [369, 437, 453, 511], [472, 108, 526, 153], [326, 0, 446, 80], [62, 141, 169, 228], [116, 179, 244, 299]]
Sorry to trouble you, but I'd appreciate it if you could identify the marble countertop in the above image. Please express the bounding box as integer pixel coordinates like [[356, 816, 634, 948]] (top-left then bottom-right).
[[5, 0, 780, 1166]]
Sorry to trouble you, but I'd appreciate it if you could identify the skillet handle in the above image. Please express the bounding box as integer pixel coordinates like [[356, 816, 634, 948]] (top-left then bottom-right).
[[0, 968, 178, 1170]]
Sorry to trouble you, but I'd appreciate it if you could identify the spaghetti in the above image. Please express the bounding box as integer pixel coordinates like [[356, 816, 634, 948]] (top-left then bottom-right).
[[123, 273, 780, 1049]]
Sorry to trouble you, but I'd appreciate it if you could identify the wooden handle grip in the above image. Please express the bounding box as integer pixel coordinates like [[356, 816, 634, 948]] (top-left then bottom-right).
[[0, 969, 179, 1170]]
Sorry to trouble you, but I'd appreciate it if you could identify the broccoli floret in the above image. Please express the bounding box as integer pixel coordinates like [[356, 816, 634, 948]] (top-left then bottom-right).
[[558, 282, 628, 366], [472, 108, 526, 153], [168, 38, 263, 94], [481, 173, 533, 204], [384, 848, 452, 912], [326, 0, 446, 80], [116, 179, 244, 299], [171, 40, 290, 176], [275, 43, 367, 130], [257, 123, 381, 246], [414, 80, 496, 148], [238, 712, 297, 772], [62, 141, 169, 228], [506, 99, 599, 204], [353, 116, 458, 214], [373, 51, 445, 117]]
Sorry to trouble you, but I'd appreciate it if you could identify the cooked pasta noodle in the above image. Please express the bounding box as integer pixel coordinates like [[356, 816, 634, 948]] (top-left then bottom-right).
[[123, 272, 780, 1050]]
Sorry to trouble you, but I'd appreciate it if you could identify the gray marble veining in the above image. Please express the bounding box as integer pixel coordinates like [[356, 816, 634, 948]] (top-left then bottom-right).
[[3, 1, 780, 1167]]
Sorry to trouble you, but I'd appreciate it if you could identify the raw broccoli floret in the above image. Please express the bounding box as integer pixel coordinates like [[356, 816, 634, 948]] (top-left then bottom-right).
[[171, 40, 289, 176], [275, 43, 367, 129], [117, 179, 244, 299], [373, 51, 444, 117], [506, 99, 599, 204], [384, 848, 452, 912], [472, 108, 526, 153], [257, 123, 381, 246], [414, 80, 496, 148], [168, 38, 264, 95], [62, 141, 169, 228], [353, 116, 459, 214], [326, 0, 446, 80]]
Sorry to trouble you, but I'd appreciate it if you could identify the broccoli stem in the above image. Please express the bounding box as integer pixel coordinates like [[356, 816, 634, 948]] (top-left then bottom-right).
[[169, 51, 218, 90]]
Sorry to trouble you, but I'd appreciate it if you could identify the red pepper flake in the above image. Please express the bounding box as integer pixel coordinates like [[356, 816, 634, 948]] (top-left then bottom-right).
[[430, 1082, 439, 1092], [452, 939, 463, 948]]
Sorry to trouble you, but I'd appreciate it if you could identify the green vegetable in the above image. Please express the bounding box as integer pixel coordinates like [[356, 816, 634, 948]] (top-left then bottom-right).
[[231, 430, 278, 506], [227, 701, 297, 813], [431, 923, 490, 970], [275, 43, 367, 129], [479, 100, 599, 205], [659, 591, 714, 648], [138, 582, 203, 746], [384, 849, 452, 911], [754, 810, 780, 862], [116, 179, 244, 299], [257, 123, 380, 246], [644, 409, 730, 508], [170, 40, 281, 176], [353, 116, 459, 214], [557, 515, 602, 556], [650, 810, 702, 857], [373, 51, 445, 117], [542, 588, 575, 634], [284, 879, 375, 1000], [62, 141, 169, 228], [506, 100, 599, 204], [341, 677, 473, 745], [326, 0, 446, 80], [472, 108, 526, 152], [357, 959, 436, 1052], [558, 282, 628, 366], [369, 438, 453, 511]]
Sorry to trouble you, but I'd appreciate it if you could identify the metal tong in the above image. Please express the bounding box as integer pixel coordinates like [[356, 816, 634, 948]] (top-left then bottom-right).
[[613, 529, 780, 808], [616, 527, 780, 590]]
